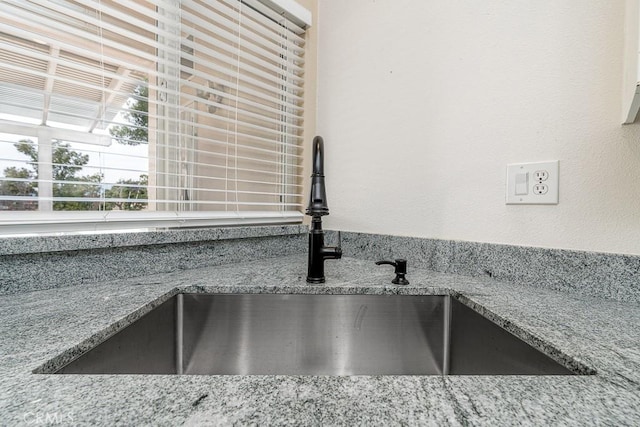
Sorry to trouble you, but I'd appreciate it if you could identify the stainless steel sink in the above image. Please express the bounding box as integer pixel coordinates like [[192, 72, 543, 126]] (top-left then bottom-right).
[[53, 294, 575, 375]]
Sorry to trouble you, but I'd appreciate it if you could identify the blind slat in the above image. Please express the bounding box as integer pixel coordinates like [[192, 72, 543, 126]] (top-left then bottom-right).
[[182, 1, 305, 73], [0, 198, 303, 209], [2, 3, 160, 67], [179, 34, 304, 85], [0, 44, 305, 118]]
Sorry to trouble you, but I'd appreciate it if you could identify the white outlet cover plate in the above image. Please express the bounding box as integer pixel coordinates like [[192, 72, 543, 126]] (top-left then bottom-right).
[[506, 161, 559, 205]]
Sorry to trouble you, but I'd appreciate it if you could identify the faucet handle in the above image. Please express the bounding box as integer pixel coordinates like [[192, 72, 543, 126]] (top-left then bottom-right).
[[375, 259, 409, 285]]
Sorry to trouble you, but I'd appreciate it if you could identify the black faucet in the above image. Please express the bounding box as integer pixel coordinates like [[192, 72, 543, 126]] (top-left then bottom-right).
[[375, 259, 409, 285], [306, 136, 342, 283]]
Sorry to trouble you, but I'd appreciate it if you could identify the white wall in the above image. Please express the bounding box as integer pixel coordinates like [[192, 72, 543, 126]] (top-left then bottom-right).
[[316, 0, 640, 255]]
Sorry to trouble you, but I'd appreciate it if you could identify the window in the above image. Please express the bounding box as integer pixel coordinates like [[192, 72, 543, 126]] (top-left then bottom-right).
[[0, 0, 310, 234]]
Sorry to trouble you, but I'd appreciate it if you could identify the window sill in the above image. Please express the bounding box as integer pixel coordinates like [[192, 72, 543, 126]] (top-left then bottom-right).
[[0, 223, 307, 256]]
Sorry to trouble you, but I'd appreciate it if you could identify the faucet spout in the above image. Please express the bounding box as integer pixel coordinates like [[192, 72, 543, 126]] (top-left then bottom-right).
[[306, 136, 341, 283], [306, 136, 329, 217]]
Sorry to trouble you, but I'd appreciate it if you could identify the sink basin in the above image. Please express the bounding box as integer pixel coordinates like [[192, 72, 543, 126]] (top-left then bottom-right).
[[52, 294, 576, 375]]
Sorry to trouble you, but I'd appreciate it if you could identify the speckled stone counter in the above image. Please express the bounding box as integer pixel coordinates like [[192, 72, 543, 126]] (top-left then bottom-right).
[[331, 231, 640, 303], [1, 256, 639, 425], [0, 225, 307, 295]]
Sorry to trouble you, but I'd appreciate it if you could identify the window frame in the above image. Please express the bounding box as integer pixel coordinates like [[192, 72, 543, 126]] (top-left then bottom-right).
[[0, 0, 311, 235]]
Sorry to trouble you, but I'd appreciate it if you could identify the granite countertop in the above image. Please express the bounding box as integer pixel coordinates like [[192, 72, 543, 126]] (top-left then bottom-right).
[[1, 255, 639, 425]]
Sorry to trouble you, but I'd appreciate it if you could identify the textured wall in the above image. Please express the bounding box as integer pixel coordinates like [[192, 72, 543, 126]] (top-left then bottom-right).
[[316, 0, 640, 255]]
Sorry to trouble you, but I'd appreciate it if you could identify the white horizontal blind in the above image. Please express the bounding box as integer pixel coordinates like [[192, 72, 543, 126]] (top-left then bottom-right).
[[0, 0, 307, 233]]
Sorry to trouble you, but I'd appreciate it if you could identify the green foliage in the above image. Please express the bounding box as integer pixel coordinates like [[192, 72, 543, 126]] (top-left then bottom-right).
[[0, 166, 37, 210], [14, 140, 89, 181], [1, 139, 146, 211], [104, 174, 148, 211], [0, 139, 103, 210], [109, 84, 149, 146], [52, 172, 104, 211], [2, 81, 150, 211]]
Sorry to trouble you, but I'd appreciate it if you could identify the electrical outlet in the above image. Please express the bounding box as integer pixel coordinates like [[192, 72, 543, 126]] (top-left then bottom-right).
[[533, 184, 548, 195], [506, 161, 559, 204], [534, 170, 549, 181]]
